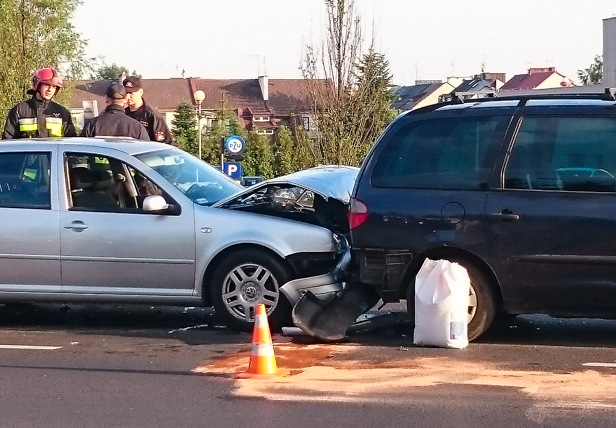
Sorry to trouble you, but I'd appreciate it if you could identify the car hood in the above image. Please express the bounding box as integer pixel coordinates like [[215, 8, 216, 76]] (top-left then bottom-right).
[[214, 165, 359, 234], [258, 165, 359, 203]]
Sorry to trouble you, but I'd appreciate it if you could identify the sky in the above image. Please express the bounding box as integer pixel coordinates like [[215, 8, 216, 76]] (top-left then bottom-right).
[[72, 0, 616, 85]]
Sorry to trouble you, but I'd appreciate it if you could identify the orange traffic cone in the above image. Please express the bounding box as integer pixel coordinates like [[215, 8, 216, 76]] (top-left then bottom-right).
[[237, 304, 287, 379]]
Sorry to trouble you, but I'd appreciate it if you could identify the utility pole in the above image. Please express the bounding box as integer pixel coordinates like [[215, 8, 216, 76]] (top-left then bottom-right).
[[220, 92, 227, 170]]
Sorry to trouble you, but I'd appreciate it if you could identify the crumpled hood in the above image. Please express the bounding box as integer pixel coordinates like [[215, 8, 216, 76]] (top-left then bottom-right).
[[214, 165, 359, 207], [214, 165, 359, 234], [257, 165, 359, 204]]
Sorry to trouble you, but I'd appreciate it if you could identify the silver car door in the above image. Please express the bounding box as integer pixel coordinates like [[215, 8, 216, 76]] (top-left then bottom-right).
[[0, 149, 60, 292], [59, 151, 196, 295]]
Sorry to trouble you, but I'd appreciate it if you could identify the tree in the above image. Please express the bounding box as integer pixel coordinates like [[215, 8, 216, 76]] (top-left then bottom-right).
[[291, 127, 318, 171], [90, 56, 141, 80], [272, 125, 295, 176], [0, 0, 89, 126], [171, 101, 197, 154], [299, 0, 395, 167], [578, 55, 603, 85], [242, 131, 273, 179], [94, 63, 129, 80], [349, 51, 397, 159], [200, 109, 245, 166]]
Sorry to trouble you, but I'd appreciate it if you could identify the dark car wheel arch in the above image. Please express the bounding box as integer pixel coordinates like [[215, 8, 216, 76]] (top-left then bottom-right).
[[398, 248, 502, 302]]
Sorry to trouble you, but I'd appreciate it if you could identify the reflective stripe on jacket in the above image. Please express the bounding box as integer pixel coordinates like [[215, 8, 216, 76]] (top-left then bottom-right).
[[2, 96, 76, 139]]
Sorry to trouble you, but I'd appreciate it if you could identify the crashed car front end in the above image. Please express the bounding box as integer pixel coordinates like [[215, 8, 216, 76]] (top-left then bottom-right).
[[215, 166, 358, 276], [217, 166, 380, 341]]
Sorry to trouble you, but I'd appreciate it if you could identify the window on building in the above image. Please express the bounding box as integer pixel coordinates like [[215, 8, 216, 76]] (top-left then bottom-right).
[[302, 116, 311, 131]]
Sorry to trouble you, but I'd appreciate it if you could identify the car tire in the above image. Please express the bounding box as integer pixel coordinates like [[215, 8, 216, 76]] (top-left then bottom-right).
[[211, 249, 293, 332], [406, 258, 496, 342]]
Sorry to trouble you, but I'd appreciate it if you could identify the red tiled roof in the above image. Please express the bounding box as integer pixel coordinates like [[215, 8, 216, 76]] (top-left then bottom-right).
[[70, 79, 192, 111], [501, 71, 563, 91], [69, 77, 323, 116], [140, 78, 193, 110], [69, 80, 109, 111], [193, 78, 317, 115], [195, 79, 263, 112], [268, 79, 314, 112]]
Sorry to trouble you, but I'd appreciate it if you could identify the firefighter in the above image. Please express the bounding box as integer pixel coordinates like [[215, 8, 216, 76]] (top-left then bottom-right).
[[2, 67, 77, 139], [80, 83, 149, 139], [122, 76, 173, 144]]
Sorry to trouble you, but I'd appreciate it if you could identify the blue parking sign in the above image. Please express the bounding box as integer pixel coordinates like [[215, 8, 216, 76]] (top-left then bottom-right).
[[224, 162, 243, 179]]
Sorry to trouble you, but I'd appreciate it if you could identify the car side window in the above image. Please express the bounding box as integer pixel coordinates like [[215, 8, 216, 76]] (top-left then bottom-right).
[[66, 153, 168, 212], [67, 154, 120, 210], [505, 116, 616, 192], [0, 152, 51, 209], [371, 116, 509, 190], [127, 166, 164, 203]]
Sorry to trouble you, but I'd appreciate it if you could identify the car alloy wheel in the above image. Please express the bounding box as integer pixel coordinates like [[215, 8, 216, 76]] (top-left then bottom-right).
[[221, 262, 280, 322], [211, 249, 293, 332]]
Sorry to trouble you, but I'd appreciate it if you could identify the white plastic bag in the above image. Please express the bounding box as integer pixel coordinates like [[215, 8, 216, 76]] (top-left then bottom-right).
[[413, 258, 470, 349]]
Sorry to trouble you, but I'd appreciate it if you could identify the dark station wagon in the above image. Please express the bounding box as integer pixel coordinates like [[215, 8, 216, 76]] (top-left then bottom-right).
[[349, 90, 616, 340]]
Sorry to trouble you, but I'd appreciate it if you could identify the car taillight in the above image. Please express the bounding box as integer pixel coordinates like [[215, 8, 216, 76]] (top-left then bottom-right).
[[348, 198, 369, 230]]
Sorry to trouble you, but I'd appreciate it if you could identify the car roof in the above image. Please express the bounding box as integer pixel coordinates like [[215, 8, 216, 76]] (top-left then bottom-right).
[[402, 90, 616, 118], [0, 137, 169, 156]]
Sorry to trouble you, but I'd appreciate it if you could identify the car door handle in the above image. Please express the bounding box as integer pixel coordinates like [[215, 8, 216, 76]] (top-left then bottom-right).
[[489, 210, 520, 221], [64, 221, 88, 231]]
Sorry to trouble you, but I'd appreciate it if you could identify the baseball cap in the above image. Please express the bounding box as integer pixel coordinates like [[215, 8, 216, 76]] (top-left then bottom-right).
[[106, 83, 127, 99], [122, 76, 142, 93]]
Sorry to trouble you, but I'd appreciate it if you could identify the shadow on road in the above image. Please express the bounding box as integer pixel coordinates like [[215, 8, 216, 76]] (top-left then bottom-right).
[[3, 302, 616, 348], [0, 303, 250, 346], [477, 314, 616, 348], [347, 313, 616, 349]]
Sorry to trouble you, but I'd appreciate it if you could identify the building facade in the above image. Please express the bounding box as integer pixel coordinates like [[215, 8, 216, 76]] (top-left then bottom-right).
[[69, 77, 319, 138], [604, 16, 616, 88]]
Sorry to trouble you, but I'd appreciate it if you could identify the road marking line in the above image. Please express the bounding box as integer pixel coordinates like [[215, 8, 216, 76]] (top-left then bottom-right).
[[582, 362, 616, 368], [168, 324, 210, 334], [0, 345, 62, 350]]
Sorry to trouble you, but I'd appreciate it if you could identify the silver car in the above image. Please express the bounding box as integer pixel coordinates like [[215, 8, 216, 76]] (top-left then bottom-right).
[[0, 138, 350, 332]]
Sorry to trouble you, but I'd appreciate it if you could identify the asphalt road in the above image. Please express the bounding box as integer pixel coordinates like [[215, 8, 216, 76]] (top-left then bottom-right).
[[0, 303, 615, 427]]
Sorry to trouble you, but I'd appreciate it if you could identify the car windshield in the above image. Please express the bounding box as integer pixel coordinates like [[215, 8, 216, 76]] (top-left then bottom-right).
[[135, 148, 242, 206]]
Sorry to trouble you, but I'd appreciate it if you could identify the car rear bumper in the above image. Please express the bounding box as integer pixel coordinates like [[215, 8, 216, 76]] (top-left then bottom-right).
[[352, 248, 415, 302]]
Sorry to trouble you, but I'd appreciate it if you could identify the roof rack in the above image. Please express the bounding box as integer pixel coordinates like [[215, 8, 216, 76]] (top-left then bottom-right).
[[448, 87, 616, 106]]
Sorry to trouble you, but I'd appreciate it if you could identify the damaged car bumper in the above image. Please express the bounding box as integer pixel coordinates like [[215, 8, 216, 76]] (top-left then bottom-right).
[[218, 166, 386, 341]]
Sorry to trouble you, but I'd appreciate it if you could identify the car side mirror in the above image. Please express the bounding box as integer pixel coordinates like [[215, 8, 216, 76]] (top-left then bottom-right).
[[143, 195, 169, 212]]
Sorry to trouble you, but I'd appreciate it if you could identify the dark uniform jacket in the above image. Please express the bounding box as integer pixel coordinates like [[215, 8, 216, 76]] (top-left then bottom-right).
[[125, 100, 173, 144], [80, 104, 149, 140], [2, 96, 77, 139]]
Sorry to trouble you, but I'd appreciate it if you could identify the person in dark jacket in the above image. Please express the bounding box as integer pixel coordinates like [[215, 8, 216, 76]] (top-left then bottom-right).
[[122, 76, 173, 144], [80, 83, 149, 140], [2, 67, 77, 139]]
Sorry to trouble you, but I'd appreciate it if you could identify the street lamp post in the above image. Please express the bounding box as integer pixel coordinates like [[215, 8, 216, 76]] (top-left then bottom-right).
[[193, 90, 205, 159]]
